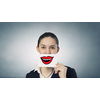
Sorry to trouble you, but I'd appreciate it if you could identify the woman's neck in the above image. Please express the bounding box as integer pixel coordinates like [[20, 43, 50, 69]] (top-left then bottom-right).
[[40, 67, 52, 78]]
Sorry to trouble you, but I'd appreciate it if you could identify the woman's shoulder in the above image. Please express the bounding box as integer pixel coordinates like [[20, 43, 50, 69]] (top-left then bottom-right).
[[65, 66, 77, 78], [26, 69, 39, 78]]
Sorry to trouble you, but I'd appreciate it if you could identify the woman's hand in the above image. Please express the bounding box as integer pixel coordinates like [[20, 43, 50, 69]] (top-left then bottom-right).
[[54, 63, 67, 78]]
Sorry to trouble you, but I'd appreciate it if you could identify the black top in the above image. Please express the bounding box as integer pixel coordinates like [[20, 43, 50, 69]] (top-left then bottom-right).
[[26, 66, 77, 78]]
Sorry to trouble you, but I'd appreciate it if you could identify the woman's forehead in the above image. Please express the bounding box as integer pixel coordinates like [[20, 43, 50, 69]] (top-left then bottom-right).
[[40, 37, 56, 44]]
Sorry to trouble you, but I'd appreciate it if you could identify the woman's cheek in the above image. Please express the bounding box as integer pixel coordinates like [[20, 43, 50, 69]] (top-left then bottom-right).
[[52, 50, 57, 54], [42, 50, 46, 54]]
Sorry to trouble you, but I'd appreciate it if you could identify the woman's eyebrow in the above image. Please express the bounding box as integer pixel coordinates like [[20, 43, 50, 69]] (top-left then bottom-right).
[[50, 45, 56, 47], [40, 44, 56, 47], [40, 44, 45, 46]]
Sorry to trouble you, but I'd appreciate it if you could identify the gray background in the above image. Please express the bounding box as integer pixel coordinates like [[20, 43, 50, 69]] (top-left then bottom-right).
[[0, 22, 100, 78]]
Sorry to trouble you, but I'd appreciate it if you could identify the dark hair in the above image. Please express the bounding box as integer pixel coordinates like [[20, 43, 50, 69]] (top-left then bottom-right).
[[37, 32, 59, 47]]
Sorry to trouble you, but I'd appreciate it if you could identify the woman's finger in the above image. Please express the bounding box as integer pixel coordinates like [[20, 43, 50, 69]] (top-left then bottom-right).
[[54, 65, 59, 74], [54, 65, 61, 74]]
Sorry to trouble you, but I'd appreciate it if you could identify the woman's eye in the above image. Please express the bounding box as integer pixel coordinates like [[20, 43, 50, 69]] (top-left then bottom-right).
[[41, 47, 45, 49], [51, 47, 55, 49]]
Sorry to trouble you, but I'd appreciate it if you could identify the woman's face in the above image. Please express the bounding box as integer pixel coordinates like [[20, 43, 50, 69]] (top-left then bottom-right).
[[36, 37, 60, 54]]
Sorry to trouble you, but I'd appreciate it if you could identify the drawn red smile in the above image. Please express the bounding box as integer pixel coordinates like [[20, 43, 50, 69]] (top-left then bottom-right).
[[41, 56, 54, 64]]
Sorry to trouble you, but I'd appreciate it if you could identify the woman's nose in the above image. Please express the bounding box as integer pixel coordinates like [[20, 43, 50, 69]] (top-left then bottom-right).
[[46, 48, 51, 54]]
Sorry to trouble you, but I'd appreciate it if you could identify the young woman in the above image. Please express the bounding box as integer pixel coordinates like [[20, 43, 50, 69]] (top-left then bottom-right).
[[26, 32, 77, 78]]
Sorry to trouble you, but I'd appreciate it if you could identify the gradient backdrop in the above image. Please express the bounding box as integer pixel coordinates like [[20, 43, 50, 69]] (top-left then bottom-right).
[[0, 22, 100, 78]]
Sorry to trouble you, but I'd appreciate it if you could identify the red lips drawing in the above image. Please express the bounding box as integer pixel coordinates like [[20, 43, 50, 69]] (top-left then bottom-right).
[[41, 56, 54, 64]]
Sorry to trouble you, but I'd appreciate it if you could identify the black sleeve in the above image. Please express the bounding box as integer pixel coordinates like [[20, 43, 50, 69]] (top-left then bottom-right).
[[66, 66, 77, 78], [26, 73, 30, 78], [26, 70, 34, 78]]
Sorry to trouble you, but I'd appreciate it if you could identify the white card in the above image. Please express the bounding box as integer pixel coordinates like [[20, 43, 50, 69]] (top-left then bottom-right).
[[38, 54, 57, 67]]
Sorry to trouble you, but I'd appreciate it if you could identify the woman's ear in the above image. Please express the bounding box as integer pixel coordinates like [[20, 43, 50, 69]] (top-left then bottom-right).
[[57, 47, 60, 53], [36, 46, 39, 53]]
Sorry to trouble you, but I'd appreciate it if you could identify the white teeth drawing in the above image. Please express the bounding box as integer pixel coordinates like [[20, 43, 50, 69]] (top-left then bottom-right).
[[43, 58, 51, 60]]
